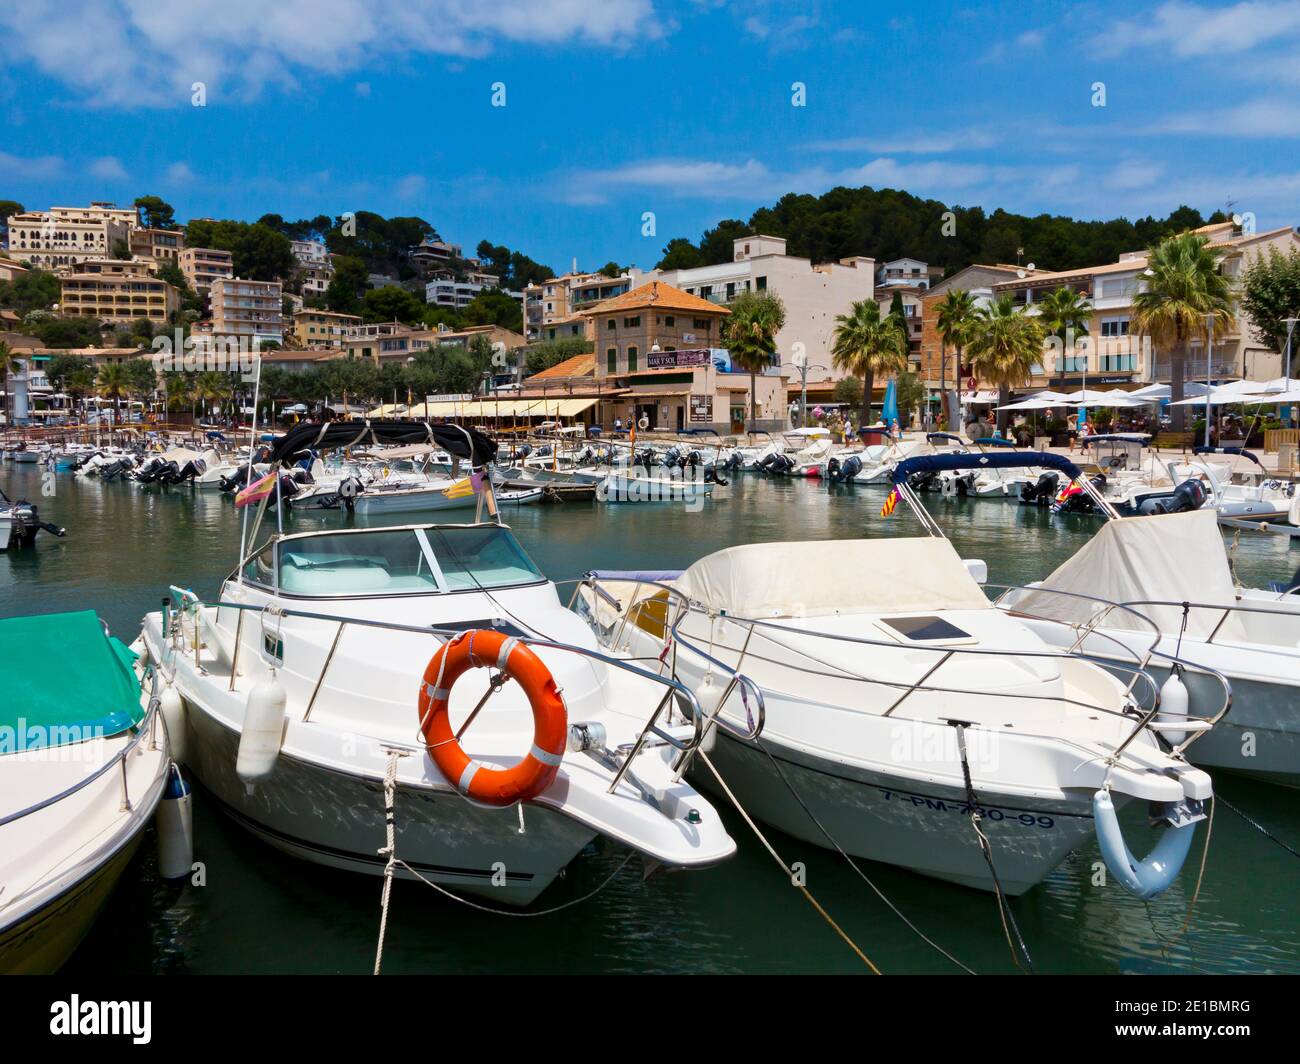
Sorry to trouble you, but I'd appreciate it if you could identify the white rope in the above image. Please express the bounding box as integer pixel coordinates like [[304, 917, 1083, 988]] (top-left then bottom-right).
[[373, 748, 405, 975]]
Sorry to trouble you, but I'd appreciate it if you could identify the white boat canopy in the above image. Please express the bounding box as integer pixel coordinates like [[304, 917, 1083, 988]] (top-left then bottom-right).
[[1009, 510, 1247, 641], [676, 537, 991, 620]]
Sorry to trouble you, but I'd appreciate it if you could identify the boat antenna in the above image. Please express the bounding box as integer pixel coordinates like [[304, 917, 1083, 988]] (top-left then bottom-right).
[[237, 348, 264, 585]]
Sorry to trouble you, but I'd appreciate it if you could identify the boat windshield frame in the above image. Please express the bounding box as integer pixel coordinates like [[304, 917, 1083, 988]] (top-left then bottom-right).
[[232, 522, 548, 600]]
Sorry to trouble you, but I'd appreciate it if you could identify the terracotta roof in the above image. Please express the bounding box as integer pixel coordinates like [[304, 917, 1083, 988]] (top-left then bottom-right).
[[581, 281, 730, 317], [527, 353, 595, 381]]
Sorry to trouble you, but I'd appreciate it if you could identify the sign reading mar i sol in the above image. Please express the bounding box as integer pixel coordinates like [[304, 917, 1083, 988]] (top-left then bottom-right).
[[647, 349, 710, 370], [689, 394, 713, 423]]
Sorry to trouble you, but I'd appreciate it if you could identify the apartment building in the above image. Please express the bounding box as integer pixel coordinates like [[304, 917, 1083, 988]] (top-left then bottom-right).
[[523, 271, 632, 341], [425, 271, 500, 308], [179, 247, 234, 296], [876, 257, 942, 291], [988, 221, 1300, 389], [59, 258, 180, 325], [291, 239, 333, 297], [6, 203, 136, 270], [129, 227, 184, 265], [579, 280, 784, 432], [210, 278, 284, 345], [291, 308, 362, 349], [632, 235, 875, 401]]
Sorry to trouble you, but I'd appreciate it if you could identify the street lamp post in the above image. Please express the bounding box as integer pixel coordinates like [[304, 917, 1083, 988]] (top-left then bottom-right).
[[1204, 313, 1215, 448], [781, 360, 828, 428], [1284, 317, 1298, 428]]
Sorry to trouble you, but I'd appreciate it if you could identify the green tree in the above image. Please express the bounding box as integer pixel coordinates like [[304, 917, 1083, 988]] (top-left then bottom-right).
[[1242, 246, 1300, 375], [0, 267, 60, 316], [1131, 231, 1234, 429], [0, 200, 24, 243], [935, 289, 980, 427], [110, 237, 132, 260], [184, 219, 294, 280], [721, 290, 786, 429], [362, 285, 426, 325], [966, 294, 1045, 431], [133, 195, 177, 229], [96, 361, 131, 422], [523, 337, 593, 375], [28, 315, 103, 349], [832, 375, 863, 409], [830, 299, 908, 426], [655, 238, 704, 270], [597, 262, 624, 279], [326, 255, 368, 315], [1037, 285, 1092, 344], [0, 340, 13, 427]]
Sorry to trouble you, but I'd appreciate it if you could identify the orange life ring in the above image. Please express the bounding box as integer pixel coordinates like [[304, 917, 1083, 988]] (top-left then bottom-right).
[[417, 629, 567, 806]]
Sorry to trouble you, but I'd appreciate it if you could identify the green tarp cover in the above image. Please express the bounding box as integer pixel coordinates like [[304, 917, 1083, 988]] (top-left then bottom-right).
[[0, 610, 143, 752]]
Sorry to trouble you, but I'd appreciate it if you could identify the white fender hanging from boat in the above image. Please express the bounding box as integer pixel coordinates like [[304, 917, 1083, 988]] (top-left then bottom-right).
[[159, 681, 187, 764], [1092, 788, 1197, 900], [237, 673, 287, 785], [1156, 671, 1190, 747], [157, 764, 195, 880]]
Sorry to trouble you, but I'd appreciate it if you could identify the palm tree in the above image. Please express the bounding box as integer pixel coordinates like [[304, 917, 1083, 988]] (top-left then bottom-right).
[[935, 289, 979, 429], [0, 340, 12, 429], [96, 362, 131, 425], [193, 370, 233, 422], [1131, 231, 1234, 430], [721, 290, 786, 430], [1037, 285, 1092, 346], [966, 295, 1045, 432], [830, 299, 909, 427]]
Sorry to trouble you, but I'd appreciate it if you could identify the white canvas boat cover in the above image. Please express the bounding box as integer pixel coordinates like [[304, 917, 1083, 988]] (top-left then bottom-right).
[[677, 537, 990, 618], [1012, 510, 1246, 641]]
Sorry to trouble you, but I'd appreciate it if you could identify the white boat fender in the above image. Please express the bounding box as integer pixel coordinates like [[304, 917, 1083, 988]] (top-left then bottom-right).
[[1092, 788, 1198, 899], [160, 681, 187, 765], [237, 672, 287, 786], [157, 764, 195, 880], [1157, 669, 1190, 747]]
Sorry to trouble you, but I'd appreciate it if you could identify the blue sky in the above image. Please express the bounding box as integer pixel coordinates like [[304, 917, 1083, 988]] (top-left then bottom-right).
[[1, 0, 1298, 274]]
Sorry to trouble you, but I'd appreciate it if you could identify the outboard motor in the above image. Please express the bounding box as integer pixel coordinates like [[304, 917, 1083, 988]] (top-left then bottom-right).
[[1052, 473, 1106, 515], [908, 470, 941, 493], [660, 446, 680, 469], [337, 474, 364, 512], [1145, 479, 1209, 516], [759, 452, 795, 476], [3, 496, 67, 550], [1020, 471, 1060, 506]]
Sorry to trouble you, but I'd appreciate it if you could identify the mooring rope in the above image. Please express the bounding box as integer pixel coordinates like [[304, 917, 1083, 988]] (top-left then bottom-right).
[[697, 750, 881, 973], [1218, 794, 1300, 860], [751, 738, 976, 974], [371, 749, 637, 973], [950, 721, 1035, 973]]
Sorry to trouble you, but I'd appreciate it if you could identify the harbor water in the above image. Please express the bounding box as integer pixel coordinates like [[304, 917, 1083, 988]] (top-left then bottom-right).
[[2, 464, 1298, 974]]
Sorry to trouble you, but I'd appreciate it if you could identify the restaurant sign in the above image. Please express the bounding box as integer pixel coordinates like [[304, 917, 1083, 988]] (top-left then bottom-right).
[[689, 394, 713, 423], [647, 348, 711, 370]]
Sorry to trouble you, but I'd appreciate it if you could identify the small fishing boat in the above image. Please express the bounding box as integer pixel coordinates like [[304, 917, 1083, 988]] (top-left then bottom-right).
[[139, 420, 734, 905], [579, 451, 1214, 898], [0, 611, 176, 974]]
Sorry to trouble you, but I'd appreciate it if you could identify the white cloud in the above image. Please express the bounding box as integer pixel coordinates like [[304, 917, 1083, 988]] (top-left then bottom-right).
[[1096, 0, 1300, 58], [0, 0, 662, 107], [806, 130, 998, 153], [164, 161, 195, 183], [1151, 97, 1300, 137], [0, 150, 64, 180], [395, 174, 427, 199], [89, 155, 128, 180]]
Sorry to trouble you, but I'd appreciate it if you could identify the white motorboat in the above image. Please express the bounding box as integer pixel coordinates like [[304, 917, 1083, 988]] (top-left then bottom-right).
[[0, 486, 65, 550], [139, 420, 733, 905], [578, 451, 1214, 899], [0, 611, 175, 973], [594, 469, 713, 504], [1168, 447, 1295, 520], [1002, 498, 1300, 788]]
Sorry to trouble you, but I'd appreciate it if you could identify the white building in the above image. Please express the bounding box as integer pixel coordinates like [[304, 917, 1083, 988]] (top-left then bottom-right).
[[876, 257, 941, 291], [5, 203, 136, 271], [632, 235, 875, 388], [291, 239, 333, 297], [425, 271, 500, 308], [210, 278, 284, 345]]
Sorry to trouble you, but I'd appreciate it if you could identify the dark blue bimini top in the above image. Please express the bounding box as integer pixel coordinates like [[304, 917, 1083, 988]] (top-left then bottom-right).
[[892, 450, 1084, 485], [1193, 445, 1264, 468]]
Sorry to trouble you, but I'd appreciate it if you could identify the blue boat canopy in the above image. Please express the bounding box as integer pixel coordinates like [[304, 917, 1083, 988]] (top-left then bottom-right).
[[892, 450, 1084, 485], [1192, 445, 1264, 468]]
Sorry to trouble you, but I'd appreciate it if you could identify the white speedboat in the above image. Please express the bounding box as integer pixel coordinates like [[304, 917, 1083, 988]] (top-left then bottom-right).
[[139, 420, 733, 905], [578, 451, 1213, 898], [594, 469, 713, 504], [0, 611, 174, 973], [1003, 500, 1300, 788]]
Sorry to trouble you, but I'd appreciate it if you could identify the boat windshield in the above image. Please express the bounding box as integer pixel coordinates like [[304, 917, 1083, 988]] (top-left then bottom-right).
[[259, 526, 545, 597]]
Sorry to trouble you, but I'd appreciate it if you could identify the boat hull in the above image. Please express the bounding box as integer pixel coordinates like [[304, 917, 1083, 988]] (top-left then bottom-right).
[[181, 706, 597, 905], [699, 728, 1097, 895]]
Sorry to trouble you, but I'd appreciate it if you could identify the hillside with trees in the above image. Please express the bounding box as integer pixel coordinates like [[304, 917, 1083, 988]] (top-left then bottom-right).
[[655, 186, 1220, 277]]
